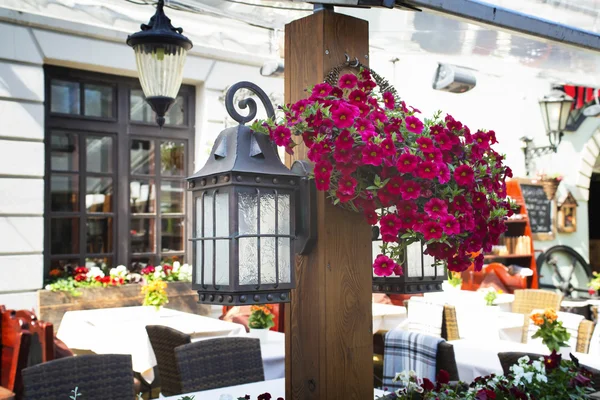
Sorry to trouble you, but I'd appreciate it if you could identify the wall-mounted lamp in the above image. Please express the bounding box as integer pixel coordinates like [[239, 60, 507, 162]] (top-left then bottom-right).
[[186, 82, 317, 305], [522, 90, 574, 175]]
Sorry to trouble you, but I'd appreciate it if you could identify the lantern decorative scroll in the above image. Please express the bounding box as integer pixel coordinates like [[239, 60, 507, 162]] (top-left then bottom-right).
[[371, 226, 446, 294], [126, 0, 193, 127], [187, 82, 316, 305]]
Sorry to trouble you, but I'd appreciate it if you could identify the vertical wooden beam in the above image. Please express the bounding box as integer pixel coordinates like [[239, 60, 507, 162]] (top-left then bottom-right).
[[284, 11, 373, 400]]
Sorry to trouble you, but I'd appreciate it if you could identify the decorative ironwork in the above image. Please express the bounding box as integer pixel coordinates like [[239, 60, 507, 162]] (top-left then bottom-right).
[[224, 81, 275, 125], [325, 53, 399, 100], [522, 139, 557, 176]]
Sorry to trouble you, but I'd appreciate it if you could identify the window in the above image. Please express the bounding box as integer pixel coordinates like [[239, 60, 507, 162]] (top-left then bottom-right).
[[45, 67, 195, 274]]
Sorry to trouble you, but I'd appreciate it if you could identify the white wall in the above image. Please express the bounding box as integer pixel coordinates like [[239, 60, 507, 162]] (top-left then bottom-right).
[[0, 21, 45, 311]]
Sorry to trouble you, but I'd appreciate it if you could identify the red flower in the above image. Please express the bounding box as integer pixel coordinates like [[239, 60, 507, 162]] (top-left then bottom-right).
[[364, 209, 378, 225], [404, 116, 424, 134], [333, 147, 353, 164], [74, 274, 87, 282], [437, 164, 451, 184], [429, 124, 444, 135], [339, 74, 358, 89], [163, 265, 173, 275], [424, 198, 448, 219], [373, 254, 396, 277], [396, 153, 419, 173], [416, 161, 438, 180], [544, 350, 561, 371], [355, 118, 374, 133], [399, 180, 421, 200], [396, 200, 417, 215], [370, 111, 388, 125], [74, 266, 89, 275], [434, 133, 453, 150], [454, 165, 474, 187], [336, 190, 354, 203], [338, 175, 358, 196], [349, 89, 367, 104], [314, 172, 331, 191], [421, 378, 435, 392], [436, 369, 450, 385], [141, 266, 156, 275], [474, 253, 485, 272], [421, 221, 443, 241], [362, 143, 383, 166], [311, 83, 332, 98], [358, 79, 377, 92], [383, 91, 395, 109], [100, 276, 111, 284], [335, 130, 354, 149], [589, 288, 596, 296], [476, 389, 496, 400], [380, 138, 396, 157], [386, 177, 404, 196], [257, 393, 272, 400], [332, 104, 358, 129], [416, 137, 435, 153], [441, 215, 461, 236], [447, 255, 472, 272], [272, 126, 291, 147], [472, 191, 487, 210]]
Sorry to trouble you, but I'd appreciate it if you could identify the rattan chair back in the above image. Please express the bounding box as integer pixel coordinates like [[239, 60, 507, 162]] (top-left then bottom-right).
[[512, 289, 562, 315]]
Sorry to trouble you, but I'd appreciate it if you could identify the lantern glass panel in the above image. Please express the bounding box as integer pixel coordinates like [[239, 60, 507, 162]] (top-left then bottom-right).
[[203, 191, 229, 286], [277, 194, 291, 284], [540, 100, 561, 133], [423, 251, 436, 278], [406, 241, 422, 278], [239, 191, 259, 285], [558, 100, 572, 131], [133, 44, 187, 99]]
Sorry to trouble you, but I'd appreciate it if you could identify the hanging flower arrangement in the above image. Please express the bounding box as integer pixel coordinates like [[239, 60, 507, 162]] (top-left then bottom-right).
[[253, 68, 513, 276]]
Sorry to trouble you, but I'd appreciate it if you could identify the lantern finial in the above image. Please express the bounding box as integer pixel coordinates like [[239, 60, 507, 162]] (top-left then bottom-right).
[[225, 81, 275, 125]]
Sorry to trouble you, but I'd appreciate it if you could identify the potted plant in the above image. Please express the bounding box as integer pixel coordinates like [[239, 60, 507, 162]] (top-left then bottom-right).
[[248, 304, 275, 344], [536, 172, 562, 201], [141, 279, 169, 311], [530, 308, 571, 356], [254, 67, 512, 277], [483, 288, 499, 306], [443, 272, 462, 291], [588, 272, 600, 297]]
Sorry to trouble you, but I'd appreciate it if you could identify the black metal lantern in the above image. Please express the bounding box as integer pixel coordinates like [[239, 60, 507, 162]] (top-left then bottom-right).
[[188, 82, 316, 305], [371, 226, 446, 294], [127, 0, 193, 127], [538, 90, 574, 148]]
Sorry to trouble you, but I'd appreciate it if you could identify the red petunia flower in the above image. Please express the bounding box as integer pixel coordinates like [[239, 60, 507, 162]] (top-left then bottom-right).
[[472, 191, 487, 210], [416, 137, 435, 153], [364, 209, 378, 225], [383, 91, 395, 110], [333, 147, 353, 164], [424, 198, 448, 219], [314, 172, 331, 191], [386, 177, 404, 196], [434, 132, 453, 150], [272, 126, 291, 147], [339, 73, 358, 89], [404, 116, 424, 134], [421, 221, 443, 241], [362, 143, 383, 166], [311, 83, 332, 98], [437, 164, 451, 184], [348, 89, 367, 104], [338, 175, 358, 196], [373, 254, 396, 277], [399, 180, 421, 200], [416, 161, 438, 180], [441, 215, 461, 236], [396, 153, 419, 173], [332, 104, 358, 129], [355, 118, 374, 133], [454, 165, 474, 187], [380, 138, 396, 157]]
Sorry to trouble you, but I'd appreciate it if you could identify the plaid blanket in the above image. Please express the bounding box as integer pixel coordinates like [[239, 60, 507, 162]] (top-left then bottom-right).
[[382, 329, 443, 389]]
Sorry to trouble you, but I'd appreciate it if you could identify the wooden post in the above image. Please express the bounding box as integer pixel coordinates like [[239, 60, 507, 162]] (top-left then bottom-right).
[[284, 10, 373, 400]]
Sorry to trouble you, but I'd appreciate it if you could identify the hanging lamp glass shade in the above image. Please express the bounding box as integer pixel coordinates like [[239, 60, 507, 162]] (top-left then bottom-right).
[[127, 0, 193, 127], [538, 90, 574, 146]]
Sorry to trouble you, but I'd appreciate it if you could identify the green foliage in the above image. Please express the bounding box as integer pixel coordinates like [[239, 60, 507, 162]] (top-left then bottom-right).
[[248, 305, 275, 330]]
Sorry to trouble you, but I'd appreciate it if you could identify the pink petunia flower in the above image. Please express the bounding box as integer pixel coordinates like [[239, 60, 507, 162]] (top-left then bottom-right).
[[338, 175, 358, 196], [383, 91, 395, 110], [380, 138, 396, 157], [331, 87, 343, 98], [434, 133, 453, 150], [405, 116, 424, 134], [332, 104, 358, 129], [355, 118, 374, 133], [314, 172, 330, 191], [429, 124, 444, 136], [333, 147, 353, 164], [314, 161, 333, 176], [423, 149, 443, 164], [373, 254, 396, 277], [416, 161, 438, 180], [386, 177, 404, 196], [272, 126, 291, 147], [441, 215, 461, 235], [364, 209, 378, 225], [424, 198, 448, 219], [360, 130, 377, 143], [359, 79, 377, 92], [335, 130, 354, 149], [396, 153, 419, 173], [396, 200, 417, 215], [454, 165, 474, 187], [370, 111, 388, 125], [362, 143, 383, 166], [471, 191, 487, 210], [421, 221, 444, 241], [339, 73, 358, 89], [349, 89, 367, 104], [437, 164, 451, 184], [416, 137, 435, 153], [399, 180, 421, 200], [311, 83, 332, 98]]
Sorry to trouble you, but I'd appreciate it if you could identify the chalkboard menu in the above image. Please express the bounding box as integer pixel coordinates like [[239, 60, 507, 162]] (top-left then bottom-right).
[[520, 184, 552, 233]]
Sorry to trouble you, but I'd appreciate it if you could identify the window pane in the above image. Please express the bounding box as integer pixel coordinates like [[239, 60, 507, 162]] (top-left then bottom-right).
[[130, 179, 156, 214], [161, 217, 184, 252], [86, 217, 113, 253], [130, 89, 185, 126], [160, 181, 184, 213], [161, 141, 185, 176], [50, 132, 78, 171], [84, 84, 114, 118], [86, 136, 113, 173], [51, 175, 79, 212], [131, 256, 155, 273], [86, 177, 113, 213], [49, 259, 79, 274], [51, 80, 80, 114], [51, 218, 79, 254], [85, 256, 112, 270], [131, 218, 156, 253], [131, 139, 155, 175]]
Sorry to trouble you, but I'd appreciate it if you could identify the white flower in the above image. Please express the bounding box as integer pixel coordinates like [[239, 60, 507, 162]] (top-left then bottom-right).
[[522, 372, 534, 383], [154, 271, 162, 280], [87, 266, 104, 279], [178, 264, 192, 281], [110, 265, 129, 278], [45, 284, 52, 290], [173, 261, 181, 271], [510, 365, 525, 376], [535, 373, 548, 383], [532, 360, 545, 374], [517, 355, 530, 364]]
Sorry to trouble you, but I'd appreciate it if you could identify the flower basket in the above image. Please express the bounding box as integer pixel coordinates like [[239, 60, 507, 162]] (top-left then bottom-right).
[[541, 178, 561, 200]]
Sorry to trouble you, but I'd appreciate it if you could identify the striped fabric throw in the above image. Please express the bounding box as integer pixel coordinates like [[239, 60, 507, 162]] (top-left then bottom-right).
[[382, 329, 443, 390]]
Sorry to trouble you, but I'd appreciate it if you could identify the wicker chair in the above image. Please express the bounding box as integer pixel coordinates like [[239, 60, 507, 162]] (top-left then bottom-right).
[[498, 352, 600, 391], [174, 337, 264, 392], [442, 305, 460, 341], [511, 289, 562, 315], [22, 354, 135, 400], [145, 325, 191, 396]]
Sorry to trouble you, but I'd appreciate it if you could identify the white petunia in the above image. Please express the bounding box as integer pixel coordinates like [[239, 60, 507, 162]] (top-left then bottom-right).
[[535, 373, 548, 383], [173, 261, 181, 271], [87, 266, 104, 279]]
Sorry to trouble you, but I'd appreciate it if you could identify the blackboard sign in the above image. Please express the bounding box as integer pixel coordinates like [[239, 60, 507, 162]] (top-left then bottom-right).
[[521, 184, 552, 234]]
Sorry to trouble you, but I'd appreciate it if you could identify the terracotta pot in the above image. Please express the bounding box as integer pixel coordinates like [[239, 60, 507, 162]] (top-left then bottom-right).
[[542, 178, 560, 200]]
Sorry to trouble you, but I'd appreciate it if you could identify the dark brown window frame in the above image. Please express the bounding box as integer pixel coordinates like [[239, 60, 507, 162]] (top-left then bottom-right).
[[44, 66, 195, 276]]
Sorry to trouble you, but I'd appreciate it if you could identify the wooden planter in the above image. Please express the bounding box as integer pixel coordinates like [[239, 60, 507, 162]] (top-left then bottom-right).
[[38, 281, 210, 329], [541, 178, 560, 200]]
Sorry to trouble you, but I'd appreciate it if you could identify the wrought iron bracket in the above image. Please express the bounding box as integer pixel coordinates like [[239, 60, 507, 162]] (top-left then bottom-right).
[[225, 81, 275, 125], [523, 142, 557, 175], [292, 160, 318, 255]]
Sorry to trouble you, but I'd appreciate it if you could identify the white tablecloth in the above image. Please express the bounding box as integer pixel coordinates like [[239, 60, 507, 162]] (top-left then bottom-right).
[[450, 339, 600, 382], [372, 303, 407, 333], [57, 306, 247, 383], [162, 378, 390, 399]]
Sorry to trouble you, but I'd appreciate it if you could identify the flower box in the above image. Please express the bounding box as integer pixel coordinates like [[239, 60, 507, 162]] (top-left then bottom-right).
[[38, 282, 210, 329]]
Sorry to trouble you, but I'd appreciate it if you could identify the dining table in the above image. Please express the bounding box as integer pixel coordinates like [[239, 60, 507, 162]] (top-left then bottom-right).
[[161, 378, 391, 399], [57, 306, 249, 383]]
